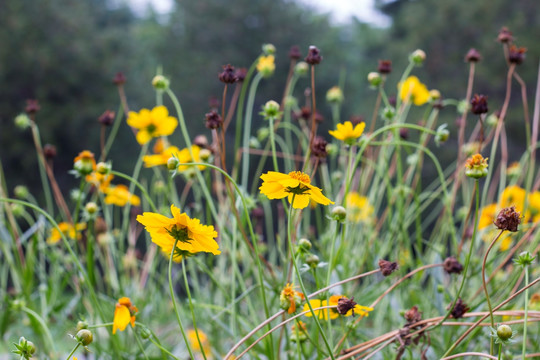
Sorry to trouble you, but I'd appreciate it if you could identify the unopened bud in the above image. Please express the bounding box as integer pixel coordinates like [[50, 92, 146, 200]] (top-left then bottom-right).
[[294, 61, 309, 76], [152, 75, 170, 90], [15, 114, 31, 130], [410, 49, 426, 65], [298, 238, 312, 252], [331, 206, 347, 222], [367, 72, 382, 87], [76, 329, 93, 346], [262, 43, 276, 55], [167, 157, 179, 171]]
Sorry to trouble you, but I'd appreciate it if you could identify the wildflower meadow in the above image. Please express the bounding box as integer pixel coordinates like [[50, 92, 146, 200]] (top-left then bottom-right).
[[3, 25, 540, 360]]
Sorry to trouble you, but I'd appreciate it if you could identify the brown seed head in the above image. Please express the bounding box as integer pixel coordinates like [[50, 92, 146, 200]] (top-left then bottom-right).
[[448, 298, 470, 319], [112, 72, 126, 85], [235, 67, 248, 82], [494, 206, 521, 232], [497, 27, 513, 43], [204, 110, 223, 130], [98, 110, 115, 126], [305, 45, 322, 65], [293, 107, 311, 122], [289, 45, 302, 60], [508, 45, 527, 65], [218, 64, 238, 84], [314, 111, 324, 124], [208, 96, 220, 110], [193, 135, 209, 149], [43, 144, 57, 159], [349, 115, 365, 126], [465, 48, 481, 62], [25, 99, 40, 114], [337, 297, 358, 316], [399, 128, 409, 140], [471, 94, 488, 115], [378, 60, 392, 74], [311, 136, 328, 158], [378, 259, 399, 276], [94, 217, 108, 234], [404, 306, 422, 324], [443, 256, 464, 274]]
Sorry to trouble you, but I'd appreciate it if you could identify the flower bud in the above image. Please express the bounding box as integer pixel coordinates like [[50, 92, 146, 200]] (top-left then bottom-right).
[[305, 254, 319, 268], [85, 202, 98, 215], [410, 49, 426, 65], [76, 329, 93, 346], [294, 61, 309, 76], [331, 206, 347, 222], [167, 157, 179, 171], [429, 89, 441, 101], [367, 72, 382, 87], [152, 75, 170, 90], [249, 137, 260, 149], [15, 114, 31, 130], [326, 143, 338, 156], [514, 251, 535, 268], [262, 43, 276, 55], [496, 324, 513, 341], [199, 148, 212, 162], [435, 124, 450, 145], [257, 128, 270, 142], [326, 86, 344, 104], [98, 110, 115, 126], [486, 111, 499, 127], [139, 326, 152, 340], [298, 238, 312, 252], [77, 321, 89, 331], [204, 110, 223, 129], [96, 162, 111, 175], [11, 203, 24, 217], [218, 64, 237, 84], [260, 100, 281, 120], [382, 106, 395, 121], [14, 185, 29, 199]]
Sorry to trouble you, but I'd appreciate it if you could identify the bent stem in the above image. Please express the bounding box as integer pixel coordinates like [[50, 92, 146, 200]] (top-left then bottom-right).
[[181, 258, 208, 360], [482, 230, 505, 332], [168, 239, 194, 360], [288, 194, 336, 359], [65, 343, 81, 360]]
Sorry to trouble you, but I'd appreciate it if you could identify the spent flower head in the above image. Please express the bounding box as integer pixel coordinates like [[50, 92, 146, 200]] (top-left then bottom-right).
[[494, 206, 521, 232], [514, 251, 535, 268], [465, 153, 488, 179], [305, 45, 322, 65]]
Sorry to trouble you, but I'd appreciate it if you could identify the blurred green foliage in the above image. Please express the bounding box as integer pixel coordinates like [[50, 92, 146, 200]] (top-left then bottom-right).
[[1, 0, 538, 203]]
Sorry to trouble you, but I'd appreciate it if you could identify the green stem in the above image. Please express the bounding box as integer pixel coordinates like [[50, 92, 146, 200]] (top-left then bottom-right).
[[101, 104, 125, 161], [268, 116, 280, 171], [111, 170, 158, 212], [64, 343, 80, 360], [522, 266, 529, 360], [132, 327, 150, 360], [72, 178, 86, 226], [287, 194, 336, 359], [21, 306, 56, 354], [241, 72, 263, 189], [86, 218, 96, 286], [498, 342, 503, 360], [168, 238, 195, 359], [29, 122, 54, 215], [181, 258, 208, 360]]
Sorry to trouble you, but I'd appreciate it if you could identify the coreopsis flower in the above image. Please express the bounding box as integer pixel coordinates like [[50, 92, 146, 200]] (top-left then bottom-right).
[[86, 171, 114, 193], [398, 76, 430, 106], [279, 283, 305, 314], [256, 55, 275, 77], [304, 295, 372, 320], [479, 204, 498, 229], [465, 153, 488, 179], [499, 185, 526, 213], [187, 329, 212, 357], [346, 192, 374, 223], [127, 106, 178, 145], [73, 150, 96, 176], [143, 145, 181, 168], [328, 121, 366, 145], [47, 222, 86, 244], [104, 185, 141, 207], [259, 171, 334, 209], [113, 297, 138, 334], [177, 145, 206, 172], [136, 204, 220, 262]]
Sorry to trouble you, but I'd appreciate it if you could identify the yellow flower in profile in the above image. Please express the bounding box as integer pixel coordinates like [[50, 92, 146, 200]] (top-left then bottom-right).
[[303, 295, 373, 320], [104, 185, 141, 207], [73, 150, 97, 175], [346, 192, 374, 223], [187, 329, 212, 358], [256, 55, 275, 77], [329, 121, 365, 145], [47, 222, 86, 244], [127, 106, 178, 145], [143, 145, 181, 167], [86, 171, 114, 193], [113, 297, 138, 334], [177, 145, 206, 172], [136, 204, 220, 262], [398, 76, 430, 106], [259, 171, 334, 209]]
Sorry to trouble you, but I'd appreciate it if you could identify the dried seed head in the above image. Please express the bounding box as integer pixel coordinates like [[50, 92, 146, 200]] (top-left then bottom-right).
[[293, 107, 311, 122], [404, 306, 422, 324], [508, 45, 527, 65], [25, 99, 40, 114], [443, 256, 464, 274], [465, 48, 481, 62], [399, 128, 409, 140], [349, 115, 365, 125], [497, 27, 513, 43], [289, 45, 302, 60], [113, 72, 126, 85], [378, 259, 398, 276], [305, 45, 322, 65], [311, 136, 328, 158], [218, 64, 238, 84], [378, 60, 392, 74], [204, 110, 223, 130], [494, 206, 521, 232], [98, 110, 115, 126], [235, 67, 248, 82], [470, 94, 488, 115], [337, 297, 358, 315], [43, 144, 57, 159], [448, 298, 470, 319]]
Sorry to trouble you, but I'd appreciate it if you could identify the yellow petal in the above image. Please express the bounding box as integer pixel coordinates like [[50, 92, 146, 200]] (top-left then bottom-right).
[[113, 305, 131, 334]]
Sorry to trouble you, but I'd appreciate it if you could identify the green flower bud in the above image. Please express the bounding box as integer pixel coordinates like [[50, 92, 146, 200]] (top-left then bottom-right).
[[152, 75, 170, 90], [382, 106, 395, 121], [76, 329, 93, 346], [257, 128, 270, 142], [167, 157, 179, 171], [435, 124, 450, 145], [514, 251, 535, 268], [260, 100, 281, 120], [85, 202, 98, 215], [294, 61, 309, 76], [367, 72, 382, 87], [305, 254, 320, 268], [326, 86, 344, 104], [199, 148, 212, 162], [496, 324, 513, 341], [331, 206, 347, 222], [298, 238, 312, 252], [410, 49, 426, 65], [139, 326, 152, 340], [77, 321, 89, 331], [14, 185, 29, 199], [10, 204, 24, 218], [249, 137, 260, 149], [15, 114, 31, 130], [326, 143, 339, 156], [96, 162, 111, 175], [457, 99, 469, 114], [262, 43, 276, 55]]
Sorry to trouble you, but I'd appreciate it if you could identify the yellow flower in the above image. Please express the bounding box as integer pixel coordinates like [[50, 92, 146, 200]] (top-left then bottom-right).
[[479, 203, 498, 230], [398, 76, 430, 106], [47, 222, 86, 244], [113, 297, 138, 334], [127, 106, 178, 145], [73, 150, 97, 175], [86, 171, 114, 193], [328, 121, 365, 145], [529, 191, 540, 222], [136, 204, 220, 262], [143, 145, 181, 167], [303, 295, 373, 320], [104, 185, 141, 207], [187, 329, 212, 357], [256, 55, 275, 77], [346, 192, 374, 223], [499, 185, 526, 212], [259, 171, 334, 209], [177, 145, 206, 172]]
